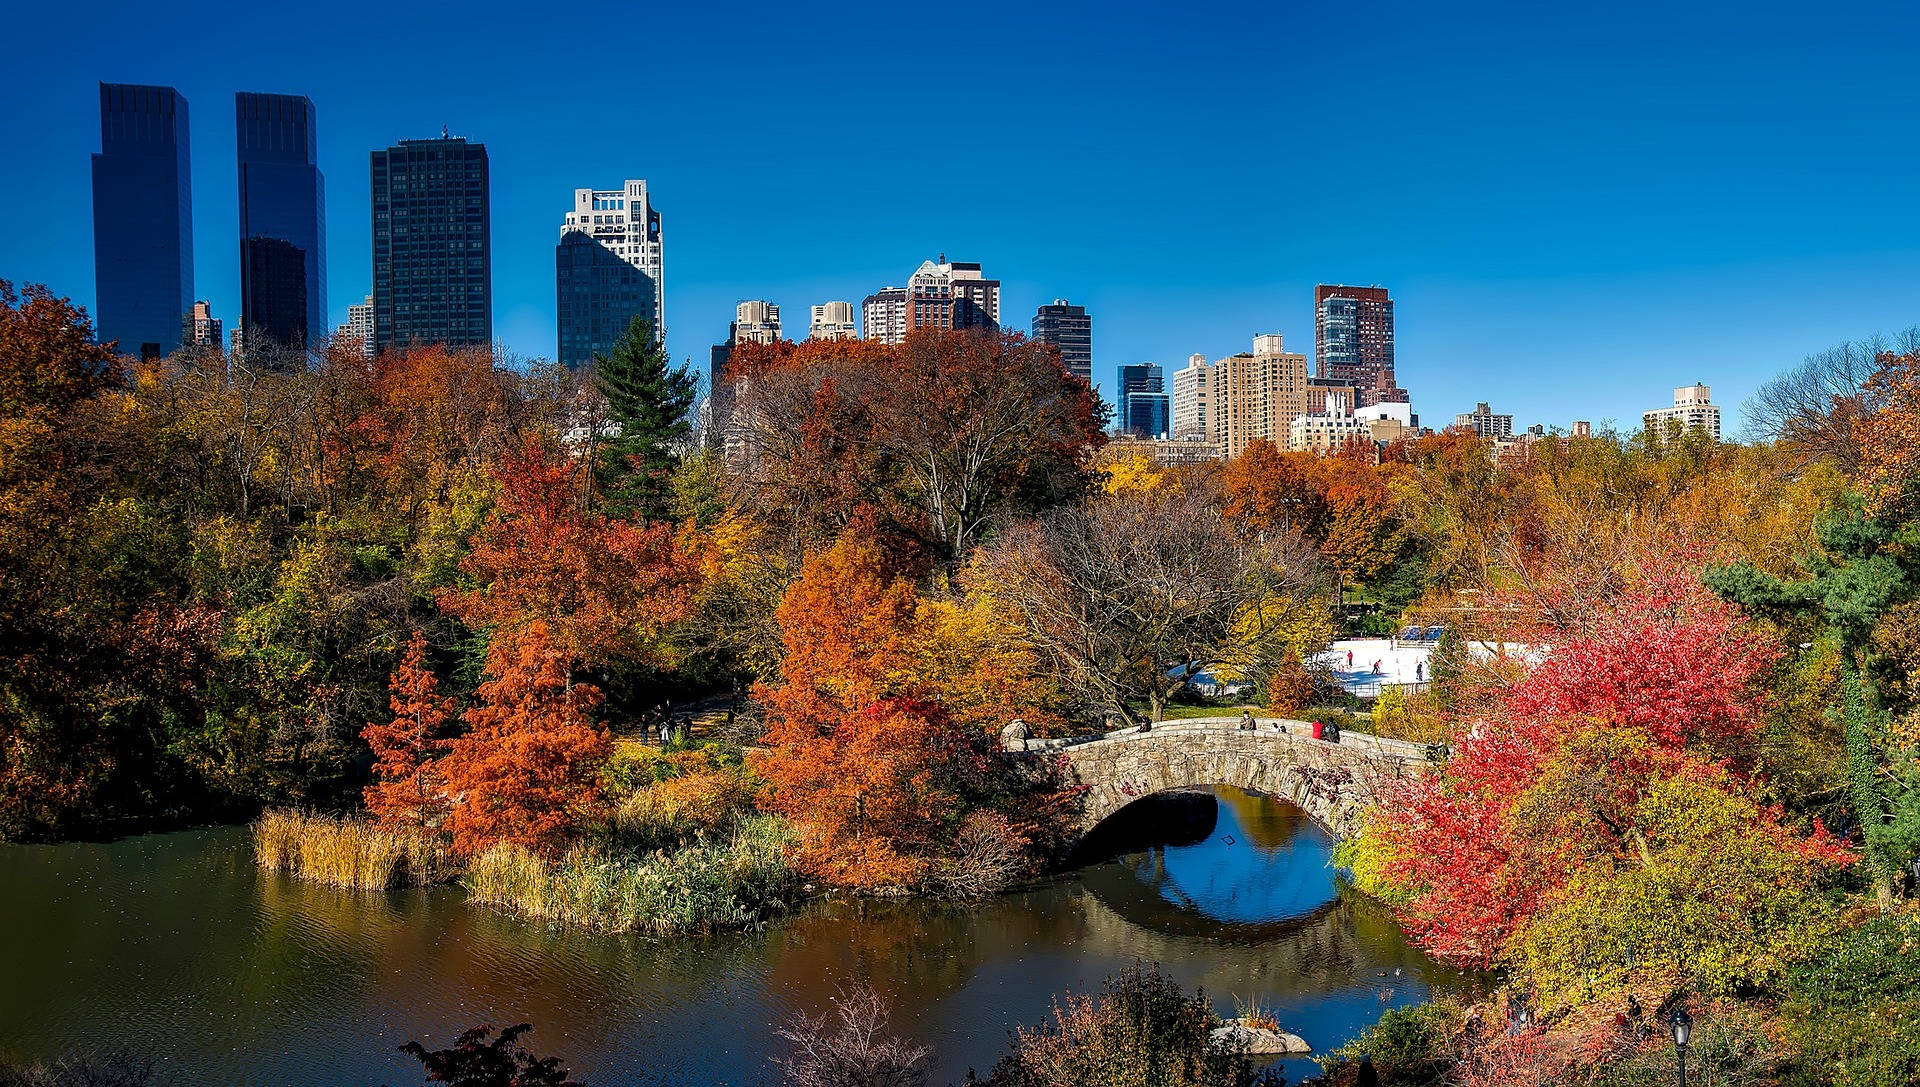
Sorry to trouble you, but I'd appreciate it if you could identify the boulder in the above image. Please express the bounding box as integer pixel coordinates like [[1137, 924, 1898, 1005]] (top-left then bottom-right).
[[1211, 1020, 1310, 1055]]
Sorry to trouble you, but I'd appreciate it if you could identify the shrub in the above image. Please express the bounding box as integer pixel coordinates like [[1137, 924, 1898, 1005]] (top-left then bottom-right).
[[974, 964, 1280, 1087], [775, 984, 930, 1087], [606, 765, 756, 853], [252, 808, 452, 890], [1320, 1001, 1458, 1085], [398, 1023, 580, 1087], [464, 815, 795, 934], [936, 811, 1028, 899], [1777, 910, 1920, 1087]]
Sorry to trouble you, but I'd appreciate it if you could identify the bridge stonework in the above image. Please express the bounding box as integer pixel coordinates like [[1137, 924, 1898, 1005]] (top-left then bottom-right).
[[1007, 718, 1431, 842]]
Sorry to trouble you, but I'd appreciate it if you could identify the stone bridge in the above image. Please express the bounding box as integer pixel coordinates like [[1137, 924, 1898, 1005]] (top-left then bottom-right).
[[1004, 717, 1435, 841]]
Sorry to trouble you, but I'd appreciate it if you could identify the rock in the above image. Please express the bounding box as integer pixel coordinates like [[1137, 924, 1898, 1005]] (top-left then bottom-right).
[[1211, 1020, 1310, 1055], [999, 718, 1031, 751]]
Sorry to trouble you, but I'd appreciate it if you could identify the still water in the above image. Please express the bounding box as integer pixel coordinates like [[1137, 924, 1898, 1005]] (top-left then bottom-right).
[[0, 788, 1466, 1085]]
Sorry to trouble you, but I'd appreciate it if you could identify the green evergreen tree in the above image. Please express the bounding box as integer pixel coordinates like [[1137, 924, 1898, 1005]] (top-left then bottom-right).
[[590, 317, 696, 521], [1705, 493, 1920, 908]]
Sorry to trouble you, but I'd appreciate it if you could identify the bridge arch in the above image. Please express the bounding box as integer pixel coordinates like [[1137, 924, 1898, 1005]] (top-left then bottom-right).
[[1006, 717, 1432, 842]]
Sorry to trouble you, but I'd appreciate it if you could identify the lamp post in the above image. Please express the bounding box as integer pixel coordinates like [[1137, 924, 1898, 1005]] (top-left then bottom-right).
[[1669, 1005, 1693, 1087]]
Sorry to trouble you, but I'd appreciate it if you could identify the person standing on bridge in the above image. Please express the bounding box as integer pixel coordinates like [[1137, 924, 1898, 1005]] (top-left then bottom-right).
[[1239, 709, 1256, 731]]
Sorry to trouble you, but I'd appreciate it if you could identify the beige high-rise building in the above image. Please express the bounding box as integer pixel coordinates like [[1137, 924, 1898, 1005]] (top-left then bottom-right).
[[733, 300, 781, 345], [1213, 333, 1313, 459], [809, 301, 856, 340], [1642, 383, 1721, 442], [1170, 353, 1213, 439]]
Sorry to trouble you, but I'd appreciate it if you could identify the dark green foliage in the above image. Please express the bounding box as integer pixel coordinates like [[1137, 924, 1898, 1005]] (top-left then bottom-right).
[[1319, 1003, 1455, 1086], [396, 1024, 581, 1087], [590, 317, 696, 522], [1777, 912, 1920, 1087], [1425, 627, 1470, 715], [972, 964, 1283, 1087], [1705, 493, 1920, 900]]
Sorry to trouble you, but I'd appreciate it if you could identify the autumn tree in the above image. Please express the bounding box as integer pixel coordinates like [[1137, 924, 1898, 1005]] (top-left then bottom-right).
[[1356, 564, 1848, 1004], [440, 442, 697, 666], [754, 533, 1063, 888], [363, 633, 454, 829], [976, 488, 1324, 725], [589, 317, 696, 521], [440, 622, 611, 858], [729, 330, 1104, 569]]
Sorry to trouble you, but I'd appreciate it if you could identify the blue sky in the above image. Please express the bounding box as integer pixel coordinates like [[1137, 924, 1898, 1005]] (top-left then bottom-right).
[[2, 0, 1916, 434]]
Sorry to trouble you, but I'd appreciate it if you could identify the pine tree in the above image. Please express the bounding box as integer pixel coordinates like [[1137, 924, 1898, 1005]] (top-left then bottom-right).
[[590, 317, 696, 521]]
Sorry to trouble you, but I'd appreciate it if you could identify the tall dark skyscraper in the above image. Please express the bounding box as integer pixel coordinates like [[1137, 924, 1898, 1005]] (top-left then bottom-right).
[[1031, 300, 1092, 385], [1117, 362, 1168, 438], [1314, 284, 1406, 406], [236, 93, 326, 353], [91, 83, 193, 360], [371, 136, 492, 353]]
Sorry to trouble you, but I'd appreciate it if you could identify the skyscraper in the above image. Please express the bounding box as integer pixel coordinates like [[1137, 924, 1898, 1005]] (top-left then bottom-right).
[[236, 93, 326, 353], [1032, 300, 1092, 385], [863, 256, 1000, 345], [1117, 363, 1168, 438], [733, 300, 781, 344], [91, 83, 193, 359], [1214, 334, 1313, 459], [862, 287, 907, 343], [555, 180, 663, 367], [1314, 285, 1405, 406], [1170, 354, 1213, 439], [371, 136, 492, 353], [810, 301, 856, 340]]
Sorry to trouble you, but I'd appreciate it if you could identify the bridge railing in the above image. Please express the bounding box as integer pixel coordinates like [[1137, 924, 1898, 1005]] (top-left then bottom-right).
[[1008, 716, 1436, 763]]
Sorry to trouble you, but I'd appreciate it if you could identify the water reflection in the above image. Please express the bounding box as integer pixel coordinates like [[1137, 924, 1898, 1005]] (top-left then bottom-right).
[[0, 790, 1468, 1086]]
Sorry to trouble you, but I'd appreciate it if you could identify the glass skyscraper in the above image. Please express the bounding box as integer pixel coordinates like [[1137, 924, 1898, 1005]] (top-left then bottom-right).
[[236, 93, 326, 353], [1314, 284, 1405, 406], [1118, 362, 1168, 437], [91, 83, 193, 360], [371, 137, 492, 353]]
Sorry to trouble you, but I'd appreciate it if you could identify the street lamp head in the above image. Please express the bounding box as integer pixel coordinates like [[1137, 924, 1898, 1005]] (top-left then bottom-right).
[[1669, 1004, 1692, 1048]]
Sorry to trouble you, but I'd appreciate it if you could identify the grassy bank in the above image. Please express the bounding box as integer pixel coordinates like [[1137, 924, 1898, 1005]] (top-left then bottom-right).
[[464, 815, 797, 935], [252, 809, 454, 890]]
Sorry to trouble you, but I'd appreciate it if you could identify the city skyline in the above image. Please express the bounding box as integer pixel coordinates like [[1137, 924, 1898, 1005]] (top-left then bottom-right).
[[7, 1, 1920, 434]]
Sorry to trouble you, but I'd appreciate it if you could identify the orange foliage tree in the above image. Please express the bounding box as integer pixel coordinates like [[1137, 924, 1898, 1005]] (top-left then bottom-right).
[[440, 622, 611, 858], [1856, 350, 1920, 513], [362, 633, 454, 829], [754, 533, 1063, 888]]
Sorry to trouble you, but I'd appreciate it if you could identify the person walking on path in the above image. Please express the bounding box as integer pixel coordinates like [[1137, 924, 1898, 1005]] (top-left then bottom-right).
[[1347, 649, 1354, 668], [1416, 661, 1425, 682]]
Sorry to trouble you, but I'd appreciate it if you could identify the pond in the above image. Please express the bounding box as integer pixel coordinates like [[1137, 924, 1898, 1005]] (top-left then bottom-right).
[[0, 787, 1468, 1085]]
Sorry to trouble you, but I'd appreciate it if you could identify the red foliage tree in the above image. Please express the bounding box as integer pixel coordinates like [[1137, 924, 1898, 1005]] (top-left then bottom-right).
[[440, 622, 611, 858], [439, 442, 697, 666], [1370, 565, 1805, 968], [362, 632, 454, 829]]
